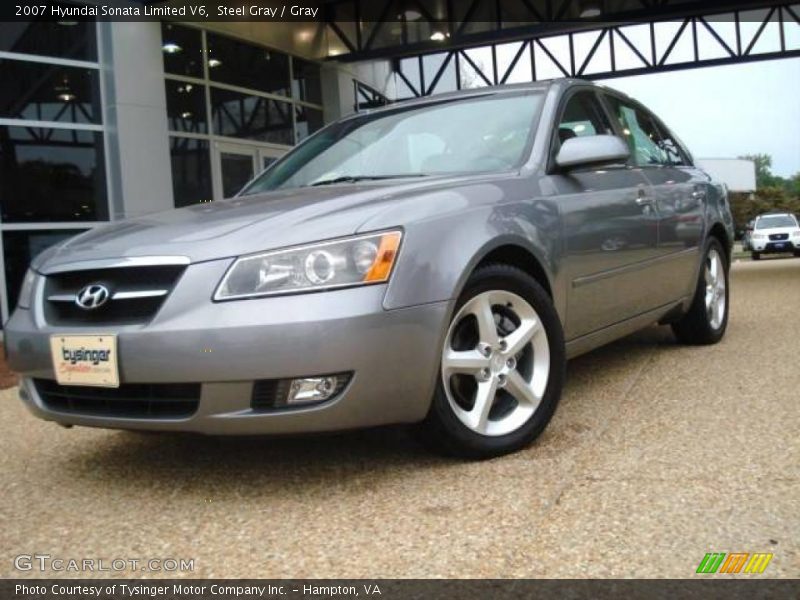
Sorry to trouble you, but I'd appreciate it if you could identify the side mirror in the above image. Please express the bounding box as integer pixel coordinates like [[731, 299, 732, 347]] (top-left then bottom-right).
[[555, 135, 630, 170]]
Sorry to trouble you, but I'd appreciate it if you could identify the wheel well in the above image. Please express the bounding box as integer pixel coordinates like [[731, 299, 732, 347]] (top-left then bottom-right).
[[709, 223, 730, 264], [477, 245, 552, 297]]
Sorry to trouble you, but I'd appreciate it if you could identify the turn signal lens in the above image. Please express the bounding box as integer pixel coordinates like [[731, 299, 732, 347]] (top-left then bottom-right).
[[364, 232, 402, 283]]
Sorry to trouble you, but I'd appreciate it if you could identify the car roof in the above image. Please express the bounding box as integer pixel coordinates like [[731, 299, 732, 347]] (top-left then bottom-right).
[[352, 77, 621, 117], [757, 212, 794, 218]]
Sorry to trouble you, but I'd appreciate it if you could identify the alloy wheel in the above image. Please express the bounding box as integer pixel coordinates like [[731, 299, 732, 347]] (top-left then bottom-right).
[[704, 248, 726, 330], [441, 290, 550, 437]]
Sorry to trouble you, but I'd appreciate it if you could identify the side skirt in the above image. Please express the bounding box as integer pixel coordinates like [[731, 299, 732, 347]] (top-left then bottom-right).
[[565, 298, 688, 360]]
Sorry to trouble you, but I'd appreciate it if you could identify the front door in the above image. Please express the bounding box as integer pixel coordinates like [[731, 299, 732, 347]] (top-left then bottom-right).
[[213, 142, 285, 200], [549, 89, 661, 340]]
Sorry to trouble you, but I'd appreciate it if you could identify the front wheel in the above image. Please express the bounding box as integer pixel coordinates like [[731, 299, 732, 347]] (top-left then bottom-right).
[[752, 252, 761, 261], [419, 264, 565, 458], [672, 239, 729, 345]]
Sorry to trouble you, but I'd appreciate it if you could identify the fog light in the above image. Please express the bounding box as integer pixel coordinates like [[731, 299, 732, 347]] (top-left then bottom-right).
[[287, 376, 339, 404]]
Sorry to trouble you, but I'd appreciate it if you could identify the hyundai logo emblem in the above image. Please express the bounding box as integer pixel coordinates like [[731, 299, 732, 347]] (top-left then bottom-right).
[[75, 284, 111, 310]]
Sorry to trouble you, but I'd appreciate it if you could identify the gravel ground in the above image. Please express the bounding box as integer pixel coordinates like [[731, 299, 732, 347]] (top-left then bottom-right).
[[1, 257, 798, 579]]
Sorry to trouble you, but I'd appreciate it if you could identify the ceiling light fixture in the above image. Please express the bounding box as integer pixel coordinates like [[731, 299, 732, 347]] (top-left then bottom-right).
[[58, 93, 75, 102], [398, 0, 422, 21], [208, 58, 222, 68], [162, 42, 182, 54], [578, 0, 602, 18], [430, 30, 447, 41]]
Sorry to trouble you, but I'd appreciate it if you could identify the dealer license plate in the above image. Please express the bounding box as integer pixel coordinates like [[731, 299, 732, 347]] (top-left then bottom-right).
[[50, 334, 119, 387]]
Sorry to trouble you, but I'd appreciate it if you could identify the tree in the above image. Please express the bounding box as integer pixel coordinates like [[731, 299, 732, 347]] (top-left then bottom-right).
[[738, 153, 800, 192], [739, 153, 784, 189]]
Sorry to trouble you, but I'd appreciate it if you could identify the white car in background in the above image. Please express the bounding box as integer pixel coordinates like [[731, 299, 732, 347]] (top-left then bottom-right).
[[750, 213, 800, 260]]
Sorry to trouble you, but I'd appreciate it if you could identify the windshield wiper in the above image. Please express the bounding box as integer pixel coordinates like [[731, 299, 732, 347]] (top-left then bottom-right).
[[309, 174, 427, 187]]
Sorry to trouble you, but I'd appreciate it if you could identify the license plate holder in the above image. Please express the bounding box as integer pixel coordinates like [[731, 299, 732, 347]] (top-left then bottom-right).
[[49, 334, 119, 388]]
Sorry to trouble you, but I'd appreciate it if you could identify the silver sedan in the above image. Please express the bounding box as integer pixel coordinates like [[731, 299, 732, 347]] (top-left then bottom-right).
[[5, 79, 734, 457]]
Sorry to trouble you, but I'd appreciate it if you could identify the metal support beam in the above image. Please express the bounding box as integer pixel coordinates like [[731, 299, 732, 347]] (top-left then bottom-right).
[[381, 2, 800, 98]]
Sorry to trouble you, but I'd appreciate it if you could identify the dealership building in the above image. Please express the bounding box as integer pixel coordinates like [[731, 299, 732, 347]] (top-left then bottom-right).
[[0, 0, 790, 323], [0, 15, 395, 323]]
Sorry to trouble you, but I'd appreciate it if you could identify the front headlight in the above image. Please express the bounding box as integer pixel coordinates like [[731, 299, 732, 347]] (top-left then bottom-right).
[[214, 230, 402, 300], [17, 269, 37, 309]]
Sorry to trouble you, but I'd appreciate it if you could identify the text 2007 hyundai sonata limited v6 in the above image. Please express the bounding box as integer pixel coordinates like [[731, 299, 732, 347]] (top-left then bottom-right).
[[6, 79, 733, 457]]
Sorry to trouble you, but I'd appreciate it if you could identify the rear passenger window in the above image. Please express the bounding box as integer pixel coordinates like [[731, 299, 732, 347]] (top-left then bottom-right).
[[554, 91, 613, 152], [654, 124, 690, 166], [605, 96, 668, 167]]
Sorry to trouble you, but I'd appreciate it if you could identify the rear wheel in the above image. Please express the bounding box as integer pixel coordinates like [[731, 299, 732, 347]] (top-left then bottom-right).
[[420, 264, 565, 458], [672, 239, 729, 345]]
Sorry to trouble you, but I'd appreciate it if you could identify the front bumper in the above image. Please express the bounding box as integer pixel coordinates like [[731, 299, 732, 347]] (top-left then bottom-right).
[[5, 259, 450, 434], [751, 240, 798, 253]]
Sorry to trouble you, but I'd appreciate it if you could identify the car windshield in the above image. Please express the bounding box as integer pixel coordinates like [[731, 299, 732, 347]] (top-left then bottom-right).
[[756, 215, 797, 229], [241, 92, 543, 193]]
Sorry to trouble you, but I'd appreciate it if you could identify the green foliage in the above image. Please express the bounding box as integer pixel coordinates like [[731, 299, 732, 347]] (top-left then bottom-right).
[[738, 153, 800, 194]]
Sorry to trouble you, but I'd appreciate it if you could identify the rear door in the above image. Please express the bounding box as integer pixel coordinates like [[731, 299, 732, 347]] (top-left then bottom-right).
[[602, 94, 705, 303], [546, 88, 660, 340]]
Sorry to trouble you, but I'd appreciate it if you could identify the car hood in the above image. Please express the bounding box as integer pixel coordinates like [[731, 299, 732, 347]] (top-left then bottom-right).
[[34, 174, 506, 272]]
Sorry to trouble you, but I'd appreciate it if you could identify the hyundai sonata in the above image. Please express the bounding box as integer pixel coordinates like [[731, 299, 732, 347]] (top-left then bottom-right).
[[5, 79, 734, 457]]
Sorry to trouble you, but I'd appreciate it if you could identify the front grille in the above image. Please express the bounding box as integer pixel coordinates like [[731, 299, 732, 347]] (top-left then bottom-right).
[[43, 265, 186, 326], [251, 374, 350, 411], [769, 233, 789, 241], [34, 379, 200, 418]]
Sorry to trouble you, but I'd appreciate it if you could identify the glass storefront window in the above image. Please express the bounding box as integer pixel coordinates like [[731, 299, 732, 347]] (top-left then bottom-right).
[[0, 15, 97, 61], [207, 33, 290, 97], [161, 23, 203, 78], [165, 79, 208, 133], [3, 229, 83, 311], [169, 137, 212, 207], [0, 60, 101, 124], [0, 126, 108, 222], [161, 30, 324, 210], [292, 58, 322, 105], [211, 87, 293, 145], [294, 106, 324, 143]]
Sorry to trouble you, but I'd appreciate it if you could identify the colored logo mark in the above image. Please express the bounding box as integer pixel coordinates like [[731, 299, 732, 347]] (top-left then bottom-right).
[[696, 552, 773, 574]]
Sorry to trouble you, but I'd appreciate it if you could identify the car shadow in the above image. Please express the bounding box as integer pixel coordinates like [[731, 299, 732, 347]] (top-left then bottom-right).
[[59, 324, 683, 490]]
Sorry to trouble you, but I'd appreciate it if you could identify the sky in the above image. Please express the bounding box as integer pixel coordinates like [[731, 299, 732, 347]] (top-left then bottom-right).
[[405, 17, 800, 177], [598, 58, 800, 178]]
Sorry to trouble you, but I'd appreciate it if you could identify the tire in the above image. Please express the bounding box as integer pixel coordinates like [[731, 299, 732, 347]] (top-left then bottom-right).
[[419, 264, 566, 459], [672, 238, 729, 345], [794, 250, 800, 258], [752, 252, 760, 261]]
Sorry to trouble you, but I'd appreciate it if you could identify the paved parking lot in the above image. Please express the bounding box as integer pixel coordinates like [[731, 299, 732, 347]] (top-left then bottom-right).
[[1, 257, 798, 579]]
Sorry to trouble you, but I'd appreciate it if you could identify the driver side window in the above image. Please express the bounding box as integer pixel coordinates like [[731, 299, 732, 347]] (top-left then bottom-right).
[[605, 96, 669, 167], [554, 91, 613, 153]]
